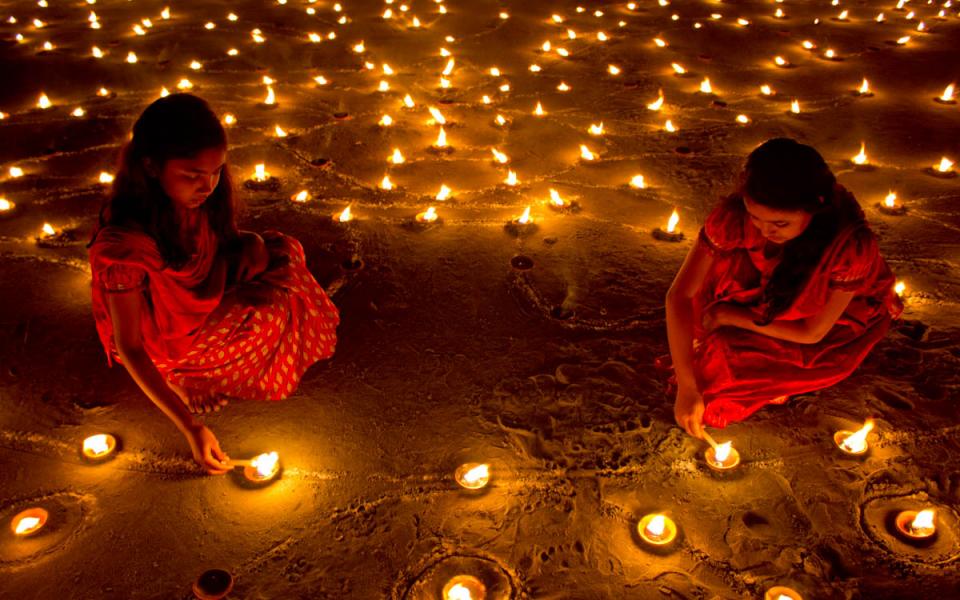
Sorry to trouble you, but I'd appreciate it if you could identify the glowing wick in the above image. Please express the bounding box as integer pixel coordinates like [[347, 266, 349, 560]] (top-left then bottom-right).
[[337, 206, 353, 222], [939, 83, 956, 102], [434, 127, 448, 148], [580, 145, 596, 161], [436, 185, 452, 201], [491, 149, 509, 164], [699, 78, 713, 94], [588, 122, 604, 136], [666, 209, 680, 233], [935, 157, 954, 173], [840, 419, 874, 454], [852, 142, 868, 165], [504, 170, 518, 186], [41, 223, 56, 237], [629, 175, 646, 189], [790, 100, 801, 114], [647, 90, 664, 111], [389, 149, 405, 164], [549, 189, 565, 207], [37, 93, 52, 109], [884, 192, 898, 208], [516, 206, 532, 225], [292, 190, 310, 203]]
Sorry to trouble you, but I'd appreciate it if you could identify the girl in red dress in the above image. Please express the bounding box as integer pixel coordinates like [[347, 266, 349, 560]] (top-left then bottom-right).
[[88, 94, 340, 473], [666, 138, 902, 438]]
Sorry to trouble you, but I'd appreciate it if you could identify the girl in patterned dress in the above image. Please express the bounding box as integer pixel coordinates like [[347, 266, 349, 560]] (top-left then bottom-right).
[[665, 138, 902, 438], [88, 94, 340, 473]]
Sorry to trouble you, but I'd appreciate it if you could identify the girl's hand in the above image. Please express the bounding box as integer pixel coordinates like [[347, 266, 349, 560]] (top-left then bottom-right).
[[674, 382, 705, 439], [184, 424, 230, 475]]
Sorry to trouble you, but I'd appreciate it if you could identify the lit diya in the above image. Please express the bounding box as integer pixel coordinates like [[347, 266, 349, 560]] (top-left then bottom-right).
[[653, 209, 684, 242], [0, 197, 18, 220], [428, 127, 454, 154], [231, 452, 281, 483], [853, 78, 874, 97], [504, 206, 537, 236], [850, 142, 872, 170], [547, 188, 580, 212], [895, 508, 937, 541], [834, 418, 874, 456], [35, 222, 77, 248], [637, 513, 677, 546], [454, 463, 490, 490], [442, 575, 486, 600], [764, 586, 803, 600], [877, 191, 906, 215], [925, 157, 956, 179], [243, 164, 280, 191], [702, 431, 739, 472], [11, 507, 48, 537], [414, 206, 441, 224], [333, 205, 354, 223], [81, 433, 117, 461], [934, 83, 956, 105]]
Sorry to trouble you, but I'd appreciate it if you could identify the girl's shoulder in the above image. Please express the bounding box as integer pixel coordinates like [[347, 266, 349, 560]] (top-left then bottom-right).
[[700, 196, 751, 253], [88, 224, 163, 272]]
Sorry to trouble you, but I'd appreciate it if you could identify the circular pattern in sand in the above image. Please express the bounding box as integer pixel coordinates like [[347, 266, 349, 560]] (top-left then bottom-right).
[[859, 494, 960, 565], [399, 552, 518, 599], [0, 491, 95, 567]]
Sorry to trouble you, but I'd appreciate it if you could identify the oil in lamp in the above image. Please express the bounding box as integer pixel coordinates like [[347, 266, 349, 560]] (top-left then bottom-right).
[[637, 513, 677, 546], [11, 508, 48, 537], [764, 587, 803, 600], [415, 206, 439, 223], [854, 78, 873, 97], [834, 418, 874, 456], [454, 463, 490, 489], [653, 209, 683, 241], [82, 433, 117, 461], [703, 432, 740, 472], [877, 191, 906, 215], [926, 157, 956, 178], [895, 508, 937, 540], [442, 575, 486, 600], [232, 452, 281, 483], [935, 83, 956, 104]]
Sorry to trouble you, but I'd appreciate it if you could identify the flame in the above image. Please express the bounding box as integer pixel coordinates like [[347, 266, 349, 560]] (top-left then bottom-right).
[[160, 87, 170, 98], [126, 51, 138, 64], [447, 583, 472, 600], [790, 99, 800, 114], [436, 185, 452, 201], [549, 189, 565, 207], [541, 40, 552, 52], [292, 190, 310, 203], [940, 83, 956, 102], [664, 119, 677, 132], [418, 206, 438, 222], [390, 148, 405, 164], [630, 175, 646, 189], [858, 78, 871, 94], [653, 37, 667, 47], [489, 67, 501, 77], [876, 12, 885, 22], [666, 209, 680, 233], [14, 516, 41, 535], [161, 6, 170, 19], [252, 164, 268, 182], [428, 107, 446, 125], [646, 514, 666, 537], [736, 114, 750, 124], [83, 434, 111, 456], [824, 49, 837, 59], [589, 122, 604, 136], [98, 172, 114, 184], [517, 206, 532, 224], [274, 125, 287, 138], [495, 114, 507, 126], [911, 509, 936, 533], [491, 149, 509, 164], [935, 157, 954, 172], [92, 46, 104, 58], [534, 102, 545, 116], [380, 175, 394, 190], [840, 419, 874, 453], [580, 145, 596, 161], [557, 82, 570, 91], [378, 80, 390, 92], [852, 142, 868, 165], [9, 166, 23, 177], [608, 64, 621, 75], [896, 35, 911, 45], [894, 280, 906, 296], [774, 55, 788, 67], [337, 206, 353, 222], [838, 9, 849, 19], [442, 58, 455, 76], [699, 78, 712, 94], [884, 191, 898, 208], [504, 170, 518, 186], [671, 62, 686, 75], [403, 94, 415, 108], [462, 464, 488, 485], [760, 84, 774, 96], [434, 127, 448, 148], [264, 86, 276, 105], [714, 442, 732, 463], [439, 77, 451, 89], [314, 75, 329, 85], [0, 198, 12, 211], [41, 223, 56, 237], [802, 40, 815, 50], [353, 41, 365, 53], [647, 90, 664, 111], [251, 451, 279, 478], [37, 93, 51, 109]]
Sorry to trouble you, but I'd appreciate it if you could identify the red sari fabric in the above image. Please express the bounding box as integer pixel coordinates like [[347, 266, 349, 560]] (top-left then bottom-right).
[[89, 214, 339, 401], [691, 185, 902, 427]]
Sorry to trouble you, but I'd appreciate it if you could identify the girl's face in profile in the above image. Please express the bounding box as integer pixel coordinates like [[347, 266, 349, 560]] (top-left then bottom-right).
[[153, 147, 226, 210], [743, 196, 813, 244]]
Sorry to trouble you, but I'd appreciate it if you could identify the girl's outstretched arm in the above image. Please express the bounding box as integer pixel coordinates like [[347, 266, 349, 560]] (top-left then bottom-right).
[[106, 290, 230, 474], [666, 237, 715, 438], [706, 288, 855, 344]]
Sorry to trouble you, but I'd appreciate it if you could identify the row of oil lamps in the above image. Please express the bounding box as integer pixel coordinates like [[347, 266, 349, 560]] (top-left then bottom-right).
[[7, 422, 940, 600]]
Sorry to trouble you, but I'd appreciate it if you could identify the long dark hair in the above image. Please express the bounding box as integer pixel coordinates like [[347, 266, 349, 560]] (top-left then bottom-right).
[[723, 138, 862, 324], [90, 93, 238, 268]]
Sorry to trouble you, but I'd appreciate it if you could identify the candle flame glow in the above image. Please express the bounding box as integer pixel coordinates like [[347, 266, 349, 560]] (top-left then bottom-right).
[[462, 463, 488, 485], [714, 442, 732, 463], [380, 175, 394, 190], [852, 142, 868, 165], [646, 514, 666, 537], [83, 434, 111, 456], [671, 62, 686, 75], [589, 123, 604, 136], [699, 78, 712, 94], [841, 419, 874, 453], [264, 86, 276, 105], [379, 114, 393, 127], [936, 157, 954, 172], [579, 145, 596, 161], [428, 107, 446, 125], [534, 102, 545, 116], [911, 509, 936, 533], [436, 185, 452, 201], [647, 90, 664, 111], [337, 206, 353, 222], [37, 93, 52, 109], [629, 175, 646, 189], [292, 190, 310, 203], [666, 209, 680, 233], [390, 148, 405, 164], [940, 84, 956, 102], [252, 164, 268, 182], [251, 451, 279, 478], [446, 583, 472, 600], [858, 78, 871, 94], [418, 206, 438, 222], [434, 127, 448, 148], [42, 223, 56, 237], [15, 516, 41, 535], [98, 172, 114, 184], [517, 206, 532, 224], [884, 192, 898, 208], [549, 189, 565, 207], [790, 99, 800, 114], [504, 170, 518, 186], [491, 149, 509, 164]]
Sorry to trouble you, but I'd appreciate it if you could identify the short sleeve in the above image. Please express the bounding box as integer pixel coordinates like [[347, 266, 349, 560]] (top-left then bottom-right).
[[828, 227, 879, 291], [102, 263, 147, 292], [699, 200, 745, 255]]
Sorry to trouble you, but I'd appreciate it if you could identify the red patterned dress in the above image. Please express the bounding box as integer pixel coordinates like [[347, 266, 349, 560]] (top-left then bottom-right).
[[88, 212, 339, 401], [689, 185, 902, 427]]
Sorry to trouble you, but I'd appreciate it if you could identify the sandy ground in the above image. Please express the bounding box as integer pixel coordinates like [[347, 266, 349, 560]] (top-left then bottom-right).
[[0, 0, 959, 598]]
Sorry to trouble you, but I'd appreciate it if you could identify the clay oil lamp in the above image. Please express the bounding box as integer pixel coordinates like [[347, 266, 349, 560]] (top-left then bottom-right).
[[454, 463, 490, 490], [231, 451, 281, 484], [637, 513, 677, 546], [834, 418, 874, 456], [895, 508, 937, 541], [877, 191, 906, 215], [442, 575, 486, 599], [11, 508, 48, 537], [926, 157, 956, 179], [934, 83, 956, 104], [414, 206, 440, 224], [850, 142, 872, 170], [244, 164, 279, 191], [547, 188, 580, 213], [853, 78, 874, 97], [703, 431, 740, 472], [653, 209, 683, 242], [505, 206, 537, 236], [764, 587, 803, 600], [428, 127, 454, 154], [81, 433, 117, 462]]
